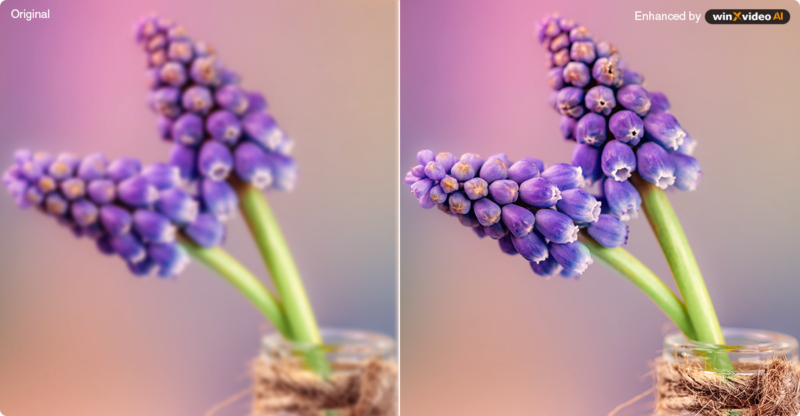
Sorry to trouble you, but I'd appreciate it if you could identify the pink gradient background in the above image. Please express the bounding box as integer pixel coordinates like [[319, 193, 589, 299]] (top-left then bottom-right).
[[0, 1, 396, 415], [401, 0, 800, 414]]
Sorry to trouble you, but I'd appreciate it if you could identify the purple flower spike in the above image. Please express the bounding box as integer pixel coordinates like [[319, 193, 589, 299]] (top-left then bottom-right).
[[507, 160, 539, 183], [133, 210, 177, 243], [498, 234, 518, 256], [648, 92, 670, 113], [549, 241, 593, 275], [547, 67, 564, 89], [460, 153, 485, 172], [535, 209, 579, 244], [512, 230, 549, 263], [435, 152, 457, 172], [198, 141, 233, 181], [417, 150, 435, 165], [671, 153, 702, 191], [234, 142, 273, 189], [570, 41, 596, 64], [206, 110, 242, 145], [473, 198, 502, 227], [488, 180, 519, 205], [214, 84, 249, 115], [530, 255, 561, 278], [616, 85, 651, 116], [560, 115, 577, 140], [156, 188, 199, 226], [264, 153, 298, 191], [142, 163, 181, 190], [637, 142, 676, 189], [562, 62, 591, 87], [242, 112, 283, 151], [424, 161, 447, 181], [575, 113, 607, 147], [77, 154, 107, 181], [588, 214, 628, 248], [87, 179, 116, 205], [556, 189, 601, 223], [184, 213, 225, 248], [604, 178, 641, 220], [464, 178, 489, 200], [519, 177, 562, 208], [182, 85, 214, 115], [107, 158, 142, 183], [148, 242, 190, 278], [571, 144, 603, 184], [70, 199, 99, 227], [201, 179, 238, 221], [483, 222, 509, 240], [479, 158, 508, 183], [450, 161, 476, 182], [541, 163, 584, 191], [585, 86, 616, 116], [608, 110, 644, 145], [501, 204, 535, 238], [592, 57, 621, 87], [118, 176, 159, 208], [169, 144, 199, 181], [643, 112, 686, 151], [601, 140, 636, 181], [110, 233, 147, 263], [556, 87, 585, 118], [171, 113, 205, 147]]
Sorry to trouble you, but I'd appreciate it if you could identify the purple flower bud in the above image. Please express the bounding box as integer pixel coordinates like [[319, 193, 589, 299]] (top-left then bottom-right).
[[671, 153, 702, 191], [549, 241, 592, 274], [637, 142, 676, 189], [535, 209, 579, 244], [604, 178, 641, 220], [169, 113, 204, 147], [483, 221, 508, 240], [562, 62, 591, 88], [507, 160, 539, 183], [128, 257, 157, 277], [585, 86, 616, 116], [559, 115, 577, 140], [159, 62, 187, 87], [457, 211, 480, 227], [201, 179, 238, 221], [167, 40, 193, 63], [219, 68, 241, 85], [428, 185, 447, 204], [185, 213, 225, 248], [156, 188, 199, 226], [520, 158, 545, 174], [189, 56, 220, 86], [479, 158, 508, 183], [487, 153, 511, 166], [206, 110, 242, 145], [587, 214, 628, 248], [234, 142, 273, 189], [556, 87, 585, 118], [100, 205, 133, 236], [111, 233, 147, 263], [37, 176, 57, 194], [512, 232, 551, 268], [133, 209, 177, 243], [87, 179, 116, 205], [242, 112, 284, 151], [556, 189, 601, 223], [151, 87, 181, 118], [648, 92, 670, 113], [198, 141, 233, 181], [549, 33, 570, 52], [404, 170, 421, 185], [148, 242, 190, 277], [118, 176, 159, 208], [595, 41, 613, 58], [488, 180, 519, 205], [643, 112, 686, 151], [571, 144, 603, 184], [70, 199, 99, 226], [570, 41, 596, 64], [60, 178, 86, 200], [592, 57, 621, 87], [25, 186, 43, 205], [182, 85, 214, 115], [530, 255, 561, 278], [460, 153, 485, 172], [501, 204, 535, 238], [519, 177, 562, 208], [107, 158, 142, 183], [264, 153, 298, 191], [498, 234, 518, 255], [473, 198, 501, 227], [215, 84, 249, 115], [439, 176, 459, 194], [76, 154, 107, 181], [96, 235, 115, 255], [552, 49, 570, 67], [448, 191, 471, 215], [448, 161, 474, 182], [410, 164, 425, 179], [48, 158, 76, 181], [674, 133, 696, 155], [411, 178, 432, 199], [569, 26, 592, 42], [575, 113, 607, 147], [246, 91, 268, 113], [616, 85, 651, 116], [601, 140, 636, 181], [415, 151, 435, 167], [435, 152, 457, 172], [621, 69, 644, 86], [142, 163, 181, 190], [608, 110, 644, 145], [541, 163, 584, 191], [547, 67, 564, 89], [169, 144, 199, 181], [464, 178, 489, 200], [424, 161, 447, 181]]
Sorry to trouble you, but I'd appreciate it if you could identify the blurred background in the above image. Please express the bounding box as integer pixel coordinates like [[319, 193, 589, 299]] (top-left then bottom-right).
[[0, 1, 396, 415], [401, 0, 800, 414]]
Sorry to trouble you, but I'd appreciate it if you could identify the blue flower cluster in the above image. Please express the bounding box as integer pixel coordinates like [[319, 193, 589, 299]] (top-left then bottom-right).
[[3, 150, 225, 277], [536, 14, 702, 223], [406, 150, 629, 278], [134, 15, 298, 222]]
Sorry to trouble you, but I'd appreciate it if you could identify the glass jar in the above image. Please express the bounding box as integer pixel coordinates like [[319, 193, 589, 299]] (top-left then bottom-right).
[[254, 328, 397, 416]]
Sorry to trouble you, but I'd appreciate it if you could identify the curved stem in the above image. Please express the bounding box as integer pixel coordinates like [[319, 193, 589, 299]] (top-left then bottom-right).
[[579, 232, 696, 340], [178, 237, 292, 338]]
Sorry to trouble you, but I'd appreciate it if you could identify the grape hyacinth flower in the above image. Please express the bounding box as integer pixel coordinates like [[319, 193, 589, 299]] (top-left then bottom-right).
[[134, 15, 298, 216], [3, 150, 225, 278], [405, 150, 628, 279]]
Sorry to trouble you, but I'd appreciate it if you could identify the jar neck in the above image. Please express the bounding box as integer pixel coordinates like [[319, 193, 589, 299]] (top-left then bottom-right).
[[663, 327, 798, 370], [262, 328, 396, 363]]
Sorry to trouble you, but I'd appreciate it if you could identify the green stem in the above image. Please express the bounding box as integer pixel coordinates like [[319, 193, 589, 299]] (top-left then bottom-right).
[[578, 232, 696, 340], [178, 238, 292, 338]]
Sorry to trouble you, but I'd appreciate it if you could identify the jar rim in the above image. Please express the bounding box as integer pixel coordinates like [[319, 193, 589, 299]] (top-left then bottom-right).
[[262, 328, 395, 357], [664, 327, 798, 354]]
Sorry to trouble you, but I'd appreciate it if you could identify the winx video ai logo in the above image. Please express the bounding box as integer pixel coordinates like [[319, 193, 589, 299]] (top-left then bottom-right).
[[705, 9, 790, 24]]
